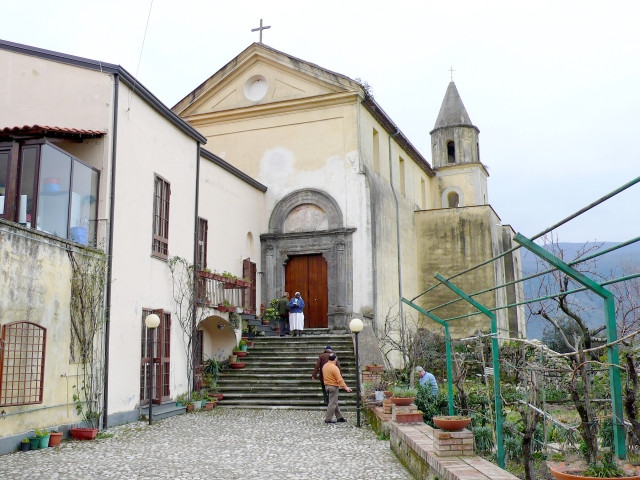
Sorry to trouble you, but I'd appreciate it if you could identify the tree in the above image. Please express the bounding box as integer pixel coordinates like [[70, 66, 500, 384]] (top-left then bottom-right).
[[375, 303, 446, 387], [527, 234, 632, 465]]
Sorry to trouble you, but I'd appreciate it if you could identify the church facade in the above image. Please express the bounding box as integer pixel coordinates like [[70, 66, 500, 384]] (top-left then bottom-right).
[[173, 43, 525, 340]]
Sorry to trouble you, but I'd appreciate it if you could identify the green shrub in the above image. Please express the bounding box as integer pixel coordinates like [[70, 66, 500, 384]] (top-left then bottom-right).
[[415, 388, 449, 425], [544, 386, 568, 402], [473, 425, 495, 453], [504, 435, 522, 459], [390, 386, 418, 398], [599, 418, 614, 449]]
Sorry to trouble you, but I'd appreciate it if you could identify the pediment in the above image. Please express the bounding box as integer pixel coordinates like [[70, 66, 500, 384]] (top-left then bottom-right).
[[173, 43, 362, 116]]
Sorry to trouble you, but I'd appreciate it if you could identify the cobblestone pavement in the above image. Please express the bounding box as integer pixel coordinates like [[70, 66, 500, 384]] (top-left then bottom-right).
[[1, 409, 414, 480]]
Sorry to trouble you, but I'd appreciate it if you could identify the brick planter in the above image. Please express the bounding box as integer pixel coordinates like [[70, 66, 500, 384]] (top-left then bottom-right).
[[433, 428, 475, 457]]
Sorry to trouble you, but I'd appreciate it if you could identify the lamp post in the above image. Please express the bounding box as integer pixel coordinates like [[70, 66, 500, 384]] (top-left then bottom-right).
[[349, 317, 364, 428], [144, 313, 160, 426]]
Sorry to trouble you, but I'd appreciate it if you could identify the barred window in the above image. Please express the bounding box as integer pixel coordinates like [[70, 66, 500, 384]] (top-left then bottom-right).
[[0, 321, 46, 406]]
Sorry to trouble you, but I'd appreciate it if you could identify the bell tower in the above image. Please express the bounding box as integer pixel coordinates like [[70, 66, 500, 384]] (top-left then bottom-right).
[[430, 82, 488, 208]]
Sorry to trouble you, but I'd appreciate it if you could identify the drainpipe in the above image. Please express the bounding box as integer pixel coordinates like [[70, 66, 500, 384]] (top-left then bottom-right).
[[191, 143, 201, 391], [102, 74, 120, 429], [387, 129, 407, 365]]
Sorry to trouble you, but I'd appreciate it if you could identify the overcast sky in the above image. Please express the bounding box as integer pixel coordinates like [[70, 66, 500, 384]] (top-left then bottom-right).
[[3, 0, 639, 243]]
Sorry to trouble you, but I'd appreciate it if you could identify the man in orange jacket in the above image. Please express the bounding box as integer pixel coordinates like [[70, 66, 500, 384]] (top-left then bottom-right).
[[321, 353, 352, 424]]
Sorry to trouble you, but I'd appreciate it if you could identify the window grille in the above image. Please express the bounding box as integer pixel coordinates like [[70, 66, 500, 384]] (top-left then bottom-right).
[[0, 321, 46, 406]]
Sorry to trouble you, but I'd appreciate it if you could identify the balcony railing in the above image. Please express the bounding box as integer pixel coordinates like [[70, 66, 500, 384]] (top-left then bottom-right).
[[197, 271, 254, 314]]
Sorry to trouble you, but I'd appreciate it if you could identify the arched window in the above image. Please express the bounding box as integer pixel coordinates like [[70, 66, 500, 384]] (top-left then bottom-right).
[[447, 191, 459, 208], [447, 141, 456, 163]]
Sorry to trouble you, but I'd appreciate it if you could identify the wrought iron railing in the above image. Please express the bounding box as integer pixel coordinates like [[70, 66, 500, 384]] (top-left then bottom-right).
[[197, 271, 253, 314]]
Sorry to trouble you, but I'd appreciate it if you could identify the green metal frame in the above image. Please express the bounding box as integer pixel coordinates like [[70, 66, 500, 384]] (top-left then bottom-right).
[[514, 233, 626, 459], [401, 298, 455, 416], [434, 273, 506, 468]]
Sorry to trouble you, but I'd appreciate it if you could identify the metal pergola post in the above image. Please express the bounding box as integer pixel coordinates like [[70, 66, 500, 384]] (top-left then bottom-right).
[[402, 298, 455, 416], [434, 273, 506, 469], [514, 233, 626, 459]]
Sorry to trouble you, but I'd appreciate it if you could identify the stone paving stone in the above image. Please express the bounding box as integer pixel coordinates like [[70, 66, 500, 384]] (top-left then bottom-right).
[[1, 409, 414, 480]]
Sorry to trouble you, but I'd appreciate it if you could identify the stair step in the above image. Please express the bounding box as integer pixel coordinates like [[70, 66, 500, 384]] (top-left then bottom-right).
[[217, 333, 357, 410]]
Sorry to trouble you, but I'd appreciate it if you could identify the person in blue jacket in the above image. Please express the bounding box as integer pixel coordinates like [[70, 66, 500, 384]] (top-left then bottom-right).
[[416, 366, 438, 395], [289, 291, 305, 337]]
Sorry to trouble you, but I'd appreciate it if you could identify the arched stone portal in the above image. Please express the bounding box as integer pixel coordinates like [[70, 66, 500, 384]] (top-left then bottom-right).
[[260, 189, 355, 329]]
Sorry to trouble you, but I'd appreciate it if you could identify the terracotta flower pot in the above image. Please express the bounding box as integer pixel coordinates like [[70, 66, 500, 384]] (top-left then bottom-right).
[[186, 403, 194, 413], [233, 350, 247, 357], [549, 463, 640, 480], [390, 397, 415, 406], [204, 401, 217, 410], [366, 365, 383, 372], [229, 362, 245, 369], [48, 431, 63, 447], [432, 416, 472, 431], [383, 390, 393, 398], [70, 428, 98, 440]]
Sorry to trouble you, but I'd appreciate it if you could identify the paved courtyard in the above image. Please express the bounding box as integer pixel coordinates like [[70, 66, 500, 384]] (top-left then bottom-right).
[[1, 409, 414, 480]]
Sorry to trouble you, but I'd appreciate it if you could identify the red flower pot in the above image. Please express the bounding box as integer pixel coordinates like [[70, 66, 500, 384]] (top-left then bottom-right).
[[233, 350, 248, 357], [229, 362, 245, 369], [70, 428, 98, 440]]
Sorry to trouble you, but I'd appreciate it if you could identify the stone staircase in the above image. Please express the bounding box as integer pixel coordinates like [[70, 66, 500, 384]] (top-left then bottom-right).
[[218, 331, 358, 411]]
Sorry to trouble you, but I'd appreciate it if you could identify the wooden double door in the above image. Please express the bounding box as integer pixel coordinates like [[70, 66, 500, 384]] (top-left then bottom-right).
[[285, 254, 328, 328]]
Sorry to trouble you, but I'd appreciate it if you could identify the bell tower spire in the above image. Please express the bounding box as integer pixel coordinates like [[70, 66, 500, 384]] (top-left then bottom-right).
[[430, 81, 488, 208]]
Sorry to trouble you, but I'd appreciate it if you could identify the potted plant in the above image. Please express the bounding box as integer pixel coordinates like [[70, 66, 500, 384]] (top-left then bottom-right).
[[191, 390, 202, 410], [229, 353, 238, 363], [175, 392, 188, 407], [28, 436, 40, 450], [390, 386, 417, 406], [262, 302, 279, 326], [48, 429, 63, 447], [204, 395, 217, 410], [373, 379, 389, 402], [432, 415, 472, 431], [35, 428, 50, 449], [229, 361, 246, 369], [548, 451, 640, 480], [19, 437, 30, 452]]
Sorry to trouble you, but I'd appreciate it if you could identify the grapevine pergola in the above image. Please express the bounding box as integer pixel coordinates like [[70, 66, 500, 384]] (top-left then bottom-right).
[[403, 176, 640, 468]]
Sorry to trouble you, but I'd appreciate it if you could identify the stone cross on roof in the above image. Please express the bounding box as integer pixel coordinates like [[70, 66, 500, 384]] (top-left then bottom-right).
[[251, 19, 271, 43]]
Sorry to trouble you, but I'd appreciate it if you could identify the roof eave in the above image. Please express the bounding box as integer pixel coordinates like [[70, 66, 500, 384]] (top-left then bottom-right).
[[362, 94, 435, 177]]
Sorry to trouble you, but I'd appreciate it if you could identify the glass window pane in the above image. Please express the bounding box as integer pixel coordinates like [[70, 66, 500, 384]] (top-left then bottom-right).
[[70, 160, 98, 246], [20, 146, 38, 228], [37, 144, 71, 237], [0, 150, 8, 216]]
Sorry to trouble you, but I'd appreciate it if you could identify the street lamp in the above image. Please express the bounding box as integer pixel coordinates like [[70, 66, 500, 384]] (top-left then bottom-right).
[[144, 313, 160, 426], [349, 317, 364, 428]]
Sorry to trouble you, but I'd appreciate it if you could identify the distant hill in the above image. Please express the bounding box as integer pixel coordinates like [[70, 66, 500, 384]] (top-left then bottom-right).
[[522, 241, 640, 339]]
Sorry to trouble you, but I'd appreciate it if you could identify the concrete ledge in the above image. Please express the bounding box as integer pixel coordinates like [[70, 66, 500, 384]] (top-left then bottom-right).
[[368, 405, 518, 480]]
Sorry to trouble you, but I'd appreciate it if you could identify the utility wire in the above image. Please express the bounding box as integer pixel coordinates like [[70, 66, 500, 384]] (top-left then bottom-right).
[[127, 0, 155, 110]]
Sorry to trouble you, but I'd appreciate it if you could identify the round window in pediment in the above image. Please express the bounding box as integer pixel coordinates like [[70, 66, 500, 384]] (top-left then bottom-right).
[[244, 75, 269, 101]]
